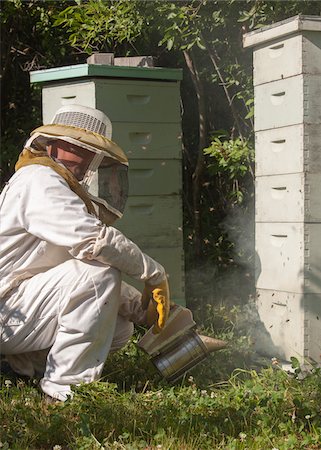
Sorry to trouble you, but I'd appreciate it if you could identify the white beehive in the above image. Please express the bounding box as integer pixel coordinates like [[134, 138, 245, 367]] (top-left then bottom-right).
[[244, 15, 321, 364]]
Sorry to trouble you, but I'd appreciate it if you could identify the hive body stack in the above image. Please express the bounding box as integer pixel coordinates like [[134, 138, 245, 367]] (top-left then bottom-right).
[[244, 16, 321, 363], [30, 63, 185, 305]]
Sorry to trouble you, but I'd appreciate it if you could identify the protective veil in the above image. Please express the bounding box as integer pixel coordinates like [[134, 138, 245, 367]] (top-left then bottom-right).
[[24, 104, 129, 221]]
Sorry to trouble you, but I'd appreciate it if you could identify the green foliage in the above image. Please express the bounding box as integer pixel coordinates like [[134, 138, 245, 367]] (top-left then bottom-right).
[[0, 0, 75, 185], [1, 307, 320, 448], [205, 136, 254, 179], [54, 0, 146, 53], [157, 1, 207, 52], [204, 135, 254, 205], [156, 1, 254, 126], [1, 359, 321, 449]]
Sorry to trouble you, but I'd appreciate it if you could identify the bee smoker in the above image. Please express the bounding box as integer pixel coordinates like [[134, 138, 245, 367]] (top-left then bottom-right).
[[137, 305, 227, 382]]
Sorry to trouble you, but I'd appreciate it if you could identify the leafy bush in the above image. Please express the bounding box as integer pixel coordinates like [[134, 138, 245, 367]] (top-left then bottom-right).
[[53, 0, 145, 53], [204, 135, 254, 205]]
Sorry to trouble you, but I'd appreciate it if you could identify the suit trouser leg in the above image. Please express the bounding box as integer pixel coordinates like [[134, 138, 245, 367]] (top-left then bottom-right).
[[3, 283, 146, 379], [0, 259, 122, 400]]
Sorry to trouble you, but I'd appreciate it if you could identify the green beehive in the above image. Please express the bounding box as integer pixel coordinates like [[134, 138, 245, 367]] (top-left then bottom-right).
[[30, 62, 185, 304]]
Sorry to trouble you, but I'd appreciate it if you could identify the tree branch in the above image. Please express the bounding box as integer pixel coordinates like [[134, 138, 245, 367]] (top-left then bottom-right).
[[203, 37, 244, 141], [183, 48, 207, 259], [204, 38, 255, 181]]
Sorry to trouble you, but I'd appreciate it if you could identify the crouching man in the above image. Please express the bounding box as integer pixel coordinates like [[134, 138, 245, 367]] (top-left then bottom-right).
[[0, 105, 169, 401]]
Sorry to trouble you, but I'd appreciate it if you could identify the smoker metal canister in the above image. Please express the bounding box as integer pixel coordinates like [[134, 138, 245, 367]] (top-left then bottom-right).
[[151, 330, 208, 383]]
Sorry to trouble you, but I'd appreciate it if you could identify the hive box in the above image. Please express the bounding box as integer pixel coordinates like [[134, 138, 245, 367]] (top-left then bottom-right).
[[126, 159, 182, 196], [112, 122, 182, 160], [244, 15, 321, 85], [116, 195, 183, 248], [42, 79, 181, 124], [254, 74, 321, 132], [255, 172, 321, 222], [255, 124, 321, 176], [256, 222, 321, 294], [255, 289, 321, 363], [253, 32, 321, 86]]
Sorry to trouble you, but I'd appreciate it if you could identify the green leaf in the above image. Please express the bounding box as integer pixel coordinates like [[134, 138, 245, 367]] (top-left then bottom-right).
[[290, 357, 300, 370], [167, 37, 174, 51], [167, 12, 177, 19], [245, 107, 254, 119], [196, 39, 206, 50]]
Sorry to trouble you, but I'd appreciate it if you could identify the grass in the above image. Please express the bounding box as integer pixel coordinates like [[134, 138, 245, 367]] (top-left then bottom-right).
[[1, 305, 321, 449]]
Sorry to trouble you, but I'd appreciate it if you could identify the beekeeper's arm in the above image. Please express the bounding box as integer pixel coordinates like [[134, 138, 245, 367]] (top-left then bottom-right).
[[20, 166, 169, 328]]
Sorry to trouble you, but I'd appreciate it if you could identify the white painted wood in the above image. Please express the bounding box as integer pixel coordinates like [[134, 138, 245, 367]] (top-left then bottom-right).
[[253, 33, 321, 85], [255, 172, 321, 222], [112, 122, 182, 159], [255, 124, 321, 176], [254, 74, 321, 131], [255, 222, 321, 294], [253, 34, 303, 85], [42, 81, 96, 124], [255, 289, 321, 363], [117, 195, 183, 248]]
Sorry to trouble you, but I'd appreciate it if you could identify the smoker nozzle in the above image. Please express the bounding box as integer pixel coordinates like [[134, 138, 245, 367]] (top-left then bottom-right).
[[198, 335, 228, 353]]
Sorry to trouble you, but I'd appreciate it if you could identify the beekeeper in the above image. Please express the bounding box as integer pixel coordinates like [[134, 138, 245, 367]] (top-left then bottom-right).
[[0, 105, 170, 401]]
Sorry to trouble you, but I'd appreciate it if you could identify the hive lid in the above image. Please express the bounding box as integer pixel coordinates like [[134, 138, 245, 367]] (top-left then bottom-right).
[[243, 14, 321, 48], [30, 63, 183, 84]]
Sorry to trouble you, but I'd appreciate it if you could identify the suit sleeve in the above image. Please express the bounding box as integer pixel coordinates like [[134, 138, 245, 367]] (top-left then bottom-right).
[[20, 165, 165, 285]]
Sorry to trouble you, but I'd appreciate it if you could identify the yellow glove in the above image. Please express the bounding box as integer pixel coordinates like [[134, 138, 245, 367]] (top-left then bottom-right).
[[142, 279, 170, 334]]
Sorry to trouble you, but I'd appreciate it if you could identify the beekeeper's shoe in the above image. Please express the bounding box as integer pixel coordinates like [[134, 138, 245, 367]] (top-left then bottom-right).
[[44, 394, 63, 405]]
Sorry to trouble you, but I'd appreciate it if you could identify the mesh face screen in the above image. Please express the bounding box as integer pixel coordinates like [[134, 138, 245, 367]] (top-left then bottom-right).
[[99, 157, 129, 215], [54, 111, 108, 136]]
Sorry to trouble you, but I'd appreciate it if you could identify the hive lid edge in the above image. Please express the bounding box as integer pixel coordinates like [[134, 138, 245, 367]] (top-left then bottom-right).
[[243, 14, 321, 49], [30, 63, 183, 83]]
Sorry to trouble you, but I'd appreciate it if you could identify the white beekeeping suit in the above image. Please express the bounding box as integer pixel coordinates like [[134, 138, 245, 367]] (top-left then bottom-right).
[[0, 105, 170, 401]]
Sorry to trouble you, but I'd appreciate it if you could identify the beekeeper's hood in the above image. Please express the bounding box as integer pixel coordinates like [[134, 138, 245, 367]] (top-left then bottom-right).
[[25, 105, 129, 220]]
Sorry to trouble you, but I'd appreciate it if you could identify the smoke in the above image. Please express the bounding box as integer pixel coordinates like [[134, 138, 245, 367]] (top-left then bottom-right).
[[184, 196, 280, 366], [223, 200, 255, 270], [185, 199, 255, 310]]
